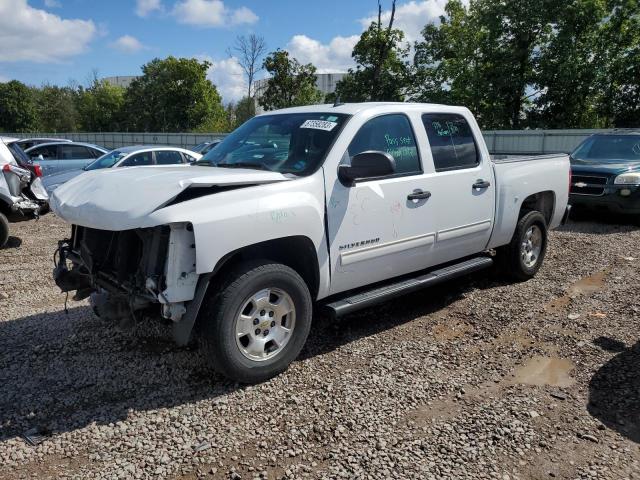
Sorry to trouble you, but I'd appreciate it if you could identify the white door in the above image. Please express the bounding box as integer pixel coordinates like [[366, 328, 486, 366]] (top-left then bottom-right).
[[419, 113, 495, 264], [325, 113, 437, 295]]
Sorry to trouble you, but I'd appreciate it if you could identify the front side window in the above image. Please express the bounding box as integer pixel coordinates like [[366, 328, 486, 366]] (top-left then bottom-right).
[[156, 150, 184, 165], [347, 114, 421, 175], [199, 113, 349, 175], [422, 114, 479, 172], [89, 147, 105, 158], [29, 145, 57, 160], [120, 151, 153, 167]]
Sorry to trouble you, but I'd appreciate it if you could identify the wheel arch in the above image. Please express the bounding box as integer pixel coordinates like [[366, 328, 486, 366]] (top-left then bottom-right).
[[518, 191, 555, 225], [209, 235, 320, 300]]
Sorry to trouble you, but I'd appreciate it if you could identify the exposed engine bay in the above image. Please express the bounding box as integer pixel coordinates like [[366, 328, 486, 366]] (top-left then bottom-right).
[[54, 222, 198, 326]]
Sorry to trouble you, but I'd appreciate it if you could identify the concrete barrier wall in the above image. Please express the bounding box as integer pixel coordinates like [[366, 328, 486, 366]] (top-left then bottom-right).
[[5, 128, 626, 154]]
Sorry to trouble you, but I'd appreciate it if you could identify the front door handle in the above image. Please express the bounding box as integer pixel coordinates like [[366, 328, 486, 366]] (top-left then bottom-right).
[[407, 190, 431, 200], [473, 179, 491, 189]]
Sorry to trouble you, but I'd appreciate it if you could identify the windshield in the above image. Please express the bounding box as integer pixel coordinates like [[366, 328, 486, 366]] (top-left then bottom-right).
[[572, 135, 640, 162], [197, 112, 349, 175], [85, 150, 125, 171]]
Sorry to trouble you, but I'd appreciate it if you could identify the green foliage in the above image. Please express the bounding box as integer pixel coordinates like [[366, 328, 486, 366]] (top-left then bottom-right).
[[0, 80, 38, 132], [124, 56, 226, 132], [234, 96, 256, 127], [530, 0, 610, 128], [36, 85, 80, 132], [259, 50, 323, 111], [597, 0, 640, 127], [77, 80, 125, 131], [413, 0, 640, 129], [333, 10, 410, 102]]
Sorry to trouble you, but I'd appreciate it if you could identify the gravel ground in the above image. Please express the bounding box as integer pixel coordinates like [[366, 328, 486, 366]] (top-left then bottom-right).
[[1, 213, 640, 480]]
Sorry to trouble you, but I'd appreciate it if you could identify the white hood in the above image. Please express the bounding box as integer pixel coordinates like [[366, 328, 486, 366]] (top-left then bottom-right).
[[50, 165, 289, 230]]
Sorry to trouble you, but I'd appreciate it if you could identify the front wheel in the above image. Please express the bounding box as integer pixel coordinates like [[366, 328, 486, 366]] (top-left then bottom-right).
[[498, 211, 548, 281], [199, 261, 312, 383], [0, 212, 9, 248]]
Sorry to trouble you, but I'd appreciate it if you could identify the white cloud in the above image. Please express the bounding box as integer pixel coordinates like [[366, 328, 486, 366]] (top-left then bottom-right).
[[0, 0, 96, 63], [197, 54, 247, 103], [44, 0, 62, 7], [172, 0, 258, 27], [286, 34, 358, 72], [135, 0, 162, 17], [283, 1, 453, 73], [359, 0, 448, 44], [111, 35, 146, 54]]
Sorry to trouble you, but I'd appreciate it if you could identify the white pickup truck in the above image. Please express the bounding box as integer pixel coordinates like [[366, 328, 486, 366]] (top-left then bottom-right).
[[51, 103, 570, 383]]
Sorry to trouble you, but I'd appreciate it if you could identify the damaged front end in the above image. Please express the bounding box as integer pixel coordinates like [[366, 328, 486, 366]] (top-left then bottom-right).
[[54, 222, 199, 330]]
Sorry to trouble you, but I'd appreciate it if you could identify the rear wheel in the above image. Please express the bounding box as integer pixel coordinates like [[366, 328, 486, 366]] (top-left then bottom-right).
[[199, 261, 312, 383], [499, 211, 548, 281], [0, 212, 9, 248]]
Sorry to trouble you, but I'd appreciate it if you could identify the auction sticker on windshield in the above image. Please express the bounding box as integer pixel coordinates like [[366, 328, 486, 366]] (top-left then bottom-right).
[[300, 119, 338, 131]]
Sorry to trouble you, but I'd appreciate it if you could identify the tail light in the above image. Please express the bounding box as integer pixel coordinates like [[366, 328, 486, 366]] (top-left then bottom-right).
[[1, 164, 9, 172], [33, 165, 43, 177]]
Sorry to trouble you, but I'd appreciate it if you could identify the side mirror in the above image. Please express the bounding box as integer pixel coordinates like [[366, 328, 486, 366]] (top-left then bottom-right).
[[338, 151, 396, 185], [37, 154, 44, 161]]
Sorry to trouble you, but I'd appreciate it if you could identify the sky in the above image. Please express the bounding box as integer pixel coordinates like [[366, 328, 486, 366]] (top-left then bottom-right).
[[0, 0, 449, 104]]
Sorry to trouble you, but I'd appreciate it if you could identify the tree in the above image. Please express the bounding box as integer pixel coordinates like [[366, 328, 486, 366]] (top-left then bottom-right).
[[234, 96, 256, 127], [0, 80, 38, 132], [76, 79, 125, 131], [227, 34, 267, 100], [332, 0, 410, 102], [529, 0, 609, 128], [36, 84, 80, 132], [124, 56, 226, 132], [258, 50, 323, 111], [596, 0, 640, 127], [412, 0, 484, 112], [413, 0, 594, 129]]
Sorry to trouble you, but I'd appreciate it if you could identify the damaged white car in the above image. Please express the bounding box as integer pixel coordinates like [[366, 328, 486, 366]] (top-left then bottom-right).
[[0, 138, 49, 247], [51, 103, 570, 383]]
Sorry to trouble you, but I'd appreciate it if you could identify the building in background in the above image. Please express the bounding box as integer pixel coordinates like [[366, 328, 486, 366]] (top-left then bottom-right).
[[103, 76, 139, 88], [254, 72, 347, 113]]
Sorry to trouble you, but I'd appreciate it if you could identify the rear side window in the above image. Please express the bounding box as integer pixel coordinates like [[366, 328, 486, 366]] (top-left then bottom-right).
[[348, 114, 421, 175], [61, 145, 92, 160], [422, 114, 479, 172], [155, 150, 184, 165]]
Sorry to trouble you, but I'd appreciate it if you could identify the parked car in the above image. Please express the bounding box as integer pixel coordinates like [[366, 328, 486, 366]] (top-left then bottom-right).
[[50, 103, 570, 383], [192, 140, 222, 155], [570, 131, 640, 215], [0, 139, 49, 247], [24, 142, 108, 176], [13, 137, 72, 151], [42, 146, 202, 193]]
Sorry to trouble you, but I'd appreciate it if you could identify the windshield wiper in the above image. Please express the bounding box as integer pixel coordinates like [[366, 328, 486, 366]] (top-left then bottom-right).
[[216, 162, 271, 171]]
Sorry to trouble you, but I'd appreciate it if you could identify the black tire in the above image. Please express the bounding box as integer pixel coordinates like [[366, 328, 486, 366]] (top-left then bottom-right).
[[199, 261, 312, 384], [498, 211, 548, 281], [0, 212, 9, 249]]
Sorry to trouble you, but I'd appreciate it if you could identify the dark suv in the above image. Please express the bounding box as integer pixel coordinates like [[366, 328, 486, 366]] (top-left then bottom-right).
[[570, 131, 640, 215]]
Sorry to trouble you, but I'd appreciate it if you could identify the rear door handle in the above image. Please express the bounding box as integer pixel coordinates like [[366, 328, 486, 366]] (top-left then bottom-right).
[[473, 179, 491, 189], [407, 190, 431, 200]]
